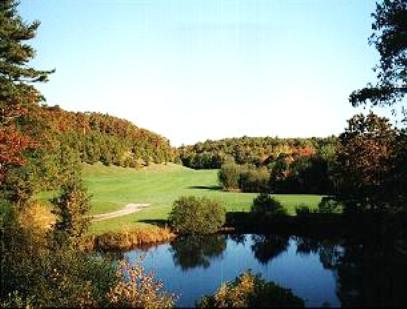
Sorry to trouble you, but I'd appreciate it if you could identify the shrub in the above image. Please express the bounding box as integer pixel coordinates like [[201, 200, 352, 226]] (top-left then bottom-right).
[[197, 271, 304, 308], [168, 196, 226, 234], [218, 162, 241, 191], [107, 259, 176, 308], [295, 204, 313, 216], [239, 165, 270, 193], [18, 201, 55, 232], [251, 193, 287, 218], [318, 197, 342, 214], [94, 227, 175, 251]]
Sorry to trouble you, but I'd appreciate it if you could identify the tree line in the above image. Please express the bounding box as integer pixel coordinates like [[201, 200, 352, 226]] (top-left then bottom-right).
[[217, 112, 407, 214], [35, 105, 173, 167], [178, 136, 336, 168], [178, 136, 336, 194]]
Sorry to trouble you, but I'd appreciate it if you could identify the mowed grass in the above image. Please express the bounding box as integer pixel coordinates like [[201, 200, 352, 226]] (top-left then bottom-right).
[[78, 163, 323, 234]]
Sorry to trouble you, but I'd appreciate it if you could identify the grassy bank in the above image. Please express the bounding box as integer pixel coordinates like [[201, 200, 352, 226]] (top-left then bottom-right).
[[40, 163, 324, 234], [83, 226, 175, 251]]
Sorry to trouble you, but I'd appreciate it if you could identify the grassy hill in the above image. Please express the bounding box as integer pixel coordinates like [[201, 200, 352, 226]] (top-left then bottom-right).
[[75, 163, 323, 234]]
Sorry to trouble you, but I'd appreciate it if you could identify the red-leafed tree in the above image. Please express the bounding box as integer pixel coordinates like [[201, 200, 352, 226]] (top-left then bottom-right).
[[0, 127, 31, 182]]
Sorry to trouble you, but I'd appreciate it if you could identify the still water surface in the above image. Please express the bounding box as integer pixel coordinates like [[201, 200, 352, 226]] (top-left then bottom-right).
[[125, 234, 343, 307], [124, 233, 407, 307]]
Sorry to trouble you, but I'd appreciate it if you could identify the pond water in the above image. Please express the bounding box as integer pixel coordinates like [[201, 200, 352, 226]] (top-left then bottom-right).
[[124, 233, 407, 307]]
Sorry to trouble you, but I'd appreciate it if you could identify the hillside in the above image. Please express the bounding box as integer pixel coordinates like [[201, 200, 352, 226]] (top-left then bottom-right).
[[35, 105, 174, 167]]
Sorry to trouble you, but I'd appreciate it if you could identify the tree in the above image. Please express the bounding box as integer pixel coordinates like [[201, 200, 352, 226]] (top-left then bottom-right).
[[168, 196, 226, 234], [52, 175, 91, 244], [218, 161, 241, 191], [251, 193, 287, 218], [335, 113, 397, 211], [239, 165, 270, 193], [349, 0, 407, 116], [107, 260, 175, 308], [0, 128, 30, 183], [0, 0, 53, 185]]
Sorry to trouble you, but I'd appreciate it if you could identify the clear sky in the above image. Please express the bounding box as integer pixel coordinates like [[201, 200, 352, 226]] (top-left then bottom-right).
[[20, 0, 381, 146]]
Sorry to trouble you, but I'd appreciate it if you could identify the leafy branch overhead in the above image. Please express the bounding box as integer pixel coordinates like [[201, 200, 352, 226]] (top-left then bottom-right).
[[350, 0, 407, 113]]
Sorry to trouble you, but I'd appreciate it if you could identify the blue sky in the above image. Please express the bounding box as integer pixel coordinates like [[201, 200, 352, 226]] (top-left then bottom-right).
[[20, 0, 380, 146]]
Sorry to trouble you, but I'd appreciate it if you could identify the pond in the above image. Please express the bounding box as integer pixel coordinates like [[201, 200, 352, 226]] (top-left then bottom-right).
[[124, 233, 407, 307]]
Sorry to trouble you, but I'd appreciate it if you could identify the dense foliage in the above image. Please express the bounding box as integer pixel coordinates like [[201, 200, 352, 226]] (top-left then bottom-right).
[[106, 259, 176, 308], [218, 161, 241, 190], [181, 137, 336, 195], [178, 136, 336, 169], [169, 196, 226, 234], [334, 113, 407, 213], [35, 105, 174, 168], [218, 155, 335, 195], [198, 271, 304, 308], [52, 176, 91, 244], [1, 206, 175, 308]]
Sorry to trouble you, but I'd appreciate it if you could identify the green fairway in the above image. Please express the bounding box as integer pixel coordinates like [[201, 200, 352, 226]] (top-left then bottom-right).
[[76, 163, 323, 234]]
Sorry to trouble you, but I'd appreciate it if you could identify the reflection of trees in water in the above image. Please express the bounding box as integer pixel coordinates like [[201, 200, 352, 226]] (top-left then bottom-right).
[[228, 234, 247, 246], [334, 238, 407, 307], [294, 235, 407, 306], [250, 234, 289, 265], [169, 235, 227, 270], [295, 237, 342, 269]]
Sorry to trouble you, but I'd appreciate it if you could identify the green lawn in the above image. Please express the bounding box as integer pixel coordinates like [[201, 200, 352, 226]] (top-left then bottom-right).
[[70, 163, 324, 234]]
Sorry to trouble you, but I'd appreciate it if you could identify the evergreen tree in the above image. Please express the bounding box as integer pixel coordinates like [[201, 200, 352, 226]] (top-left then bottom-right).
[[52, 173, 91, 244], [0, 0, 53, 184]]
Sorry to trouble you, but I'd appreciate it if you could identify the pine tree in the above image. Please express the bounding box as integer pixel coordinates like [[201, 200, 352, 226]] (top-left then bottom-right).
[[52, 173, 91, 244], [0, 0, 53, 183]]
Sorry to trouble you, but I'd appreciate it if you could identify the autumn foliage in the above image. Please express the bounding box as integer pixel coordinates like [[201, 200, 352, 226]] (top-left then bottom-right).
[[107, 259, 176, 308], [0, 127, 31, 182], [198, 271, 304, 308]]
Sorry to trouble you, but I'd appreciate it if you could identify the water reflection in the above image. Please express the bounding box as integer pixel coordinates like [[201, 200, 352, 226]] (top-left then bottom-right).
[[124, 233, 407, 307], [327, 238, 407, 307], [293, 235, 407, 306], [169, 235, 226, 270], [250, 234, 289, 264], [228, 233, 247, 246], [294, 237, 343, 269]]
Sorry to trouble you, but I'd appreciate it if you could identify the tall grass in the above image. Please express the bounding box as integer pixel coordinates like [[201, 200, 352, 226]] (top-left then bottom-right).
[[84, 226, 175, 251]]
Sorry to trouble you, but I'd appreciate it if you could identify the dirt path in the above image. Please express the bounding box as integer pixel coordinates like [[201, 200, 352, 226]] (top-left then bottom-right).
[[91, 203, 150, 222]]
